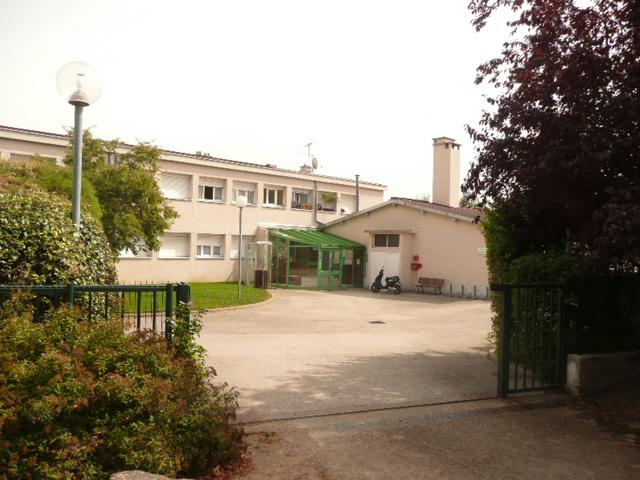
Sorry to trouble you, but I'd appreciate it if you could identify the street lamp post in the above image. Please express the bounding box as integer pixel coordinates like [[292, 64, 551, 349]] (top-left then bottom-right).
[[236, 195, 248, 299], [56, 62, 102, 227]]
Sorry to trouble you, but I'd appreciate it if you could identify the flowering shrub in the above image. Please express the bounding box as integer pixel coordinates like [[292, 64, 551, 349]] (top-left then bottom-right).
[[0, 300, 244, 479]]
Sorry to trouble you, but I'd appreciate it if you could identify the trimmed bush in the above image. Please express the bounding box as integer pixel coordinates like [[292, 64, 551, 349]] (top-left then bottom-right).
[[0, 191, 116, 284], [0, 301, 244, 478]]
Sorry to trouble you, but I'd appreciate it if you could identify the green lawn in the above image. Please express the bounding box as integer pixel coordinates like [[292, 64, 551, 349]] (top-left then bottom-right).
[[190, 282, 271, 309], [121, 282, 271, 314]]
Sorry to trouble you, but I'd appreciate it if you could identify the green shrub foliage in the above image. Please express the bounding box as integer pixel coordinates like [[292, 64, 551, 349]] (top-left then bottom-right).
[[0, 158, 103, 222], [0, 302, 244, 478], [483, 206, 638, 354], [0, 191, 116, 284]]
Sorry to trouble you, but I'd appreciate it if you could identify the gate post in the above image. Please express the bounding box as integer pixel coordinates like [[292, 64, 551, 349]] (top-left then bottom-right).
[[174, 283, 191, 334], [497, 286, 513, 397], [66, 284, 75, 306], [555, 289, 568, 387], [175, 283, 191, 305], [165, 283, 174, 343]]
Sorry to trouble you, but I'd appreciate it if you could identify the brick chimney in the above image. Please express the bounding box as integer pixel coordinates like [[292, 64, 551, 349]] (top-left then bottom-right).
[[432, 137, 461, 207]]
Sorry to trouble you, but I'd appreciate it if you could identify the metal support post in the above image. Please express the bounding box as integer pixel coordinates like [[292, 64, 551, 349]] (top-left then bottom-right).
[[497, 287, 513, 397], [71, 105, 84, 227], [238, 207, 243, 299]]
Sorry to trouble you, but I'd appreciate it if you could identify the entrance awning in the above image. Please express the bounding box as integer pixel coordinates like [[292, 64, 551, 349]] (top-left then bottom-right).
[[270, 229, 364, 249]]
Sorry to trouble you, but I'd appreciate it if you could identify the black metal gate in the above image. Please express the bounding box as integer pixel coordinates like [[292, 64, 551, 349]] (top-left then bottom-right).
[[491, 284, 568, 397], [0, 283, 191, 342]]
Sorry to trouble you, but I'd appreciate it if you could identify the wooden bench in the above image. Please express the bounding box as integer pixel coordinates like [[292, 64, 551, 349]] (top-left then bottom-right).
[[416, 277, 445, 294]]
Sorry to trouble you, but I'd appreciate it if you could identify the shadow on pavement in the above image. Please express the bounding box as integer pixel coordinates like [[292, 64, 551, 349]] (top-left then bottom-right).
[[236, 348, 497, 422]]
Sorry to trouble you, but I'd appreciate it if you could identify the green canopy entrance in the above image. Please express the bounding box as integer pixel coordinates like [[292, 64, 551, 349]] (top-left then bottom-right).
[[269, 229, 366, 290]]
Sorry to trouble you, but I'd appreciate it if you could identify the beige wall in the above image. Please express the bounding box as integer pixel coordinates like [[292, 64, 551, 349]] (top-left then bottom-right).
[[324, 204, 488, 290], [0, 137, 67, 163]]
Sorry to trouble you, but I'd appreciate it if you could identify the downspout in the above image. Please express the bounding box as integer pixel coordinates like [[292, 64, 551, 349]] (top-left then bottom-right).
[[314, 180, 324, 227], [355, 174, 360, 212]]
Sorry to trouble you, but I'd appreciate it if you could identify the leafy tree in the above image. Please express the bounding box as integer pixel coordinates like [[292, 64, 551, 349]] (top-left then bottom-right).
[[459, 192, 480, 208], [65, 130, 177, 254], [464, 0, 640, 271]]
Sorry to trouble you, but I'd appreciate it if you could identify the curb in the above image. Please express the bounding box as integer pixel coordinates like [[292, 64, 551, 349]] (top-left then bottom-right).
[[199, 290, 275, 313]]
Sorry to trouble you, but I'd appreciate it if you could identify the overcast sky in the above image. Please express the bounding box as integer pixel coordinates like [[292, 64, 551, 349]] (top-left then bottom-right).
[[0, 1, 510, 198]]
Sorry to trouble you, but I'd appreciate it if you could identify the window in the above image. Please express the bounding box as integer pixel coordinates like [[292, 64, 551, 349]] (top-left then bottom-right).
[[232, 182, 256, 204], [159, 173, 192, 200], [374, 234, 400, 248], [158, 233, 190, 258], [263, 186, 285, 206], [198, 178, 224, 202], [318, 191, 337, 212], [196, 234, 224, 258], [230, 235, 256, 258], [291, 190, 312, 209], [9, 152, 33, 162], [340, 194, 356, 214], [119, 240, 151, 259]]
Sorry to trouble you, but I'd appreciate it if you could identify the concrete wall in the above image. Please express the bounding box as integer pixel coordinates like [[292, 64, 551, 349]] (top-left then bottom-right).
[[567, 350, 640, 396], [324, 204, 488, 290]]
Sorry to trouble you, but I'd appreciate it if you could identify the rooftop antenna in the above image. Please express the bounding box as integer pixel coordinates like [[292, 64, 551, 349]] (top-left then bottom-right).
[[304, 141, 319, 170]]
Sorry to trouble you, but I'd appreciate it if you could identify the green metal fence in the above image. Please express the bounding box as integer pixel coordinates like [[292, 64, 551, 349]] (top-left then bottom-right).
[[0, 283, 191, 342], [491, 283, 568, 397]]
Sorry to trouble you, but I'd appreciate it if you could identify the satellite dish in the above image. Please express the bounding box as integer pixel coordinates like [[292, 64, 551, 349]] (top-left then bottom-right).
[[311, 157, 318, 170]]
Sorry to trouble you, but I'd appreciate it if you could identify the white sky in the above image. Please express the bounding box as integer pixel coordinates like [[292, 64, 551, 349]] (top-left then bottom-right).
[[0, 0, 510, 198]]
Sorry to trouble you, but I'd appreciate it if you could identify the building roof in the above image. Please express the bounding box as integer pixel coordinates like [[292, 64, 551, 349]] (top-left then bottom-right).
[[321, 196, 482, 228], [0, 124, 386, 188], [270, 229, 364, 248], [390, 197, 481, 220]]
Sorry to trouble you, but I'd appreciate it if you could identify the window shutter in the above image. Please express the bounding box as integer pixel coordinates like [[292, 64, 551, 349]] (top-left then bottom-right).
[[340, 194, 356, 213], [159, 234, 190, 257], [160, 174, 191, 200], [199, 177, 224, 188]]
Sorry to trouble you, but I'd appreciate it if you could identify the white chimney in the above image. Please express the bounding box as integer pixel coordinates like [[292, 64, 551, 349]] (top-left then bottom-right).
[[432, 137, 461, 207]]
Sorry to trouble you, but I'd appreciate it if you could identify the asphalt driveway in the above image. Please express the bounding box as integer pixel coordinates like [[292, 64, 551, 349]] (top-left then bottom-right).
[[200, 289, 495, 422]]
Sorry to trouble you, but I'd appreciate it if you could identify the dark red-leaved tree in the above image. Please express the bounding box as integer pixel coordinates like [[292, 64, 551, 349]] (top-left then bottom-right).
[[464, 0, 640, 270]]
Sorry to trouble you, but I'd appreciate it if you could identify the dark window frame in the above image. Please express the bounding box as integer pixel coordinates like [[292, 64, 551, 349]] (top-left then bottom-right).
[[374, 233, 400, 248]]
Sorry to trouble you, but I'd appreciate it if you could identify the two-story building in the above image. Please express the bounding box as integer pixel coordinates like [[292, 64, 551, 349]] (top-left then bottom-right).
[[0, 125, 386, 283]]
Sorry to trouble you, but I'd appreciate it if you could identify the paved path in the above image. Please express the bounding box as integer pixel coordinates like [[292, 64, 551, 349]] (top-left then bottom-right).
[[200, 289, 495, 422], [241, 395, 640, 480]]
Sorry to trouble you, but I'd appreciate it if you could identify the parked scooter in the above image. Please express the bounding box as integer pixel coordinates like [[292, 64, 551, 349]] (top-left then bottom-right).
[[370, 268, 402, 294]]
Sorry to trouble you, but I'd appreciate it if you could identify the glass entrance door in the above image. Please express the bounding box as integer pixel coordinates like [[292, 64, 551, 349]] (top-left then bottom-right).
[[317, 249, 342, 290]]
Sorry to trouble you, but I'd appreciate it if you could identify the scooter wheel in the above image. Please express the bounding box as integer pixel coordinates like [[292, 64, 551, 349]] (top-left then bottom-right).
[[391, 285, 402, 294], [371, 284, 380, 293]]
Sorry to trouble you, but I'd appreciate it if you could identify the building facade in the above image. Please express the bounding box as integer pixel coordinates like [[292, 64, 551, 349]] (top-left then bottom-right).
[[322, 138, 489, 297], [0, 125, 386, 283]]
